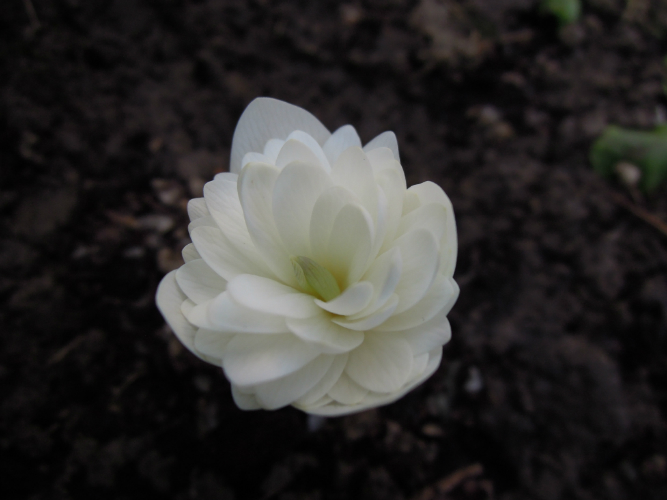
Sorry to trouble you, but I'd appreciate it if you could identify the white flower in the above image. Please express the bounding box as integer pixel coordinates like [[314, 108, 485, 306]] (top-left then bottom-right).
[[156, 98, 459, 416]]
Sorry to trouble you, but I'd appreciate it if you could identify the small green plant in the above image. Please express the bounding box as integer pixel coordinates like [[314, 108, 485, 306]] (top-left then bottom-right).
[[540, 0, 581, 25], [590, 124, 667, 193]]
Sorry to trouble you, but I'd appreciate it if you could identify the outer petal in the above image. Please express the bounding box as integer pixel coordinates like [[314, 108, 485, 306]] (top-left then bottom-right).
[[348, 248, 402, 320], [227, 274, 320, 319], [230, 97, 331, 173], [328, 372, 368, 405], [286, 313, 364, 354], [238, 163, 297, 286], [401, 310, 452, 356], [187, 198, 210, 221], [272, 161, 333, 256], [284, 131, 331, 171], [231, 386, 262, 410], [331, 147, 379, 223], [254, 355, 335, 409], [222, 333, 321, 387], [182, 243, 201, 263], [295, 354, 349, 406], [156, 271, 217, 364], [363, 131, 400, 162], [392, 229, 439, 313], [345, 332, 413, 393], [175, 259, 227, 304], [322, 125, 362, 166], [193, 328, 234, 361]]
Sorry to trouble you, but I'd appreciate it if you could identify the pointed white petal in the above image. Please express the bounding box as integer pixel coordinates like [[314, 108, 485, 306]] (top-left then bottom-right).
[[231, 385, 262, 410], [227, 274, 320, 319], [182, 244, 201, 262], [328, 372, 368, 405], [401, 311, 452, 356], [395, 203, 447, 244], [263, 139, 284, 162], [392, 229, 439, 313], [365, 147, 396, 172], [191, 226, 271, 281], [193, 328, 234, 361], [332, 294, 399, 331], [409, 352, 430, 380], [187, 198, 209, 221], [363, 131, 400, 161], [324, 203, 374, 287], [309, 186, 360, 265], [156, 271, 217, 364], [331, 147, 378, 222], [375, 164, 407, 253], [275, 138, 326, 171], [272, 161, 332, 255], [254, 355, 335, 409], [314, 281, 374, 316], [322, 125, 362, 166], [222, 333, 321, 387], [285, 130, 331, 171], [295, 353, 349, 406], [188, 215, 218, 232], [286, 313, 364, 354], [238, 163, 297, 286], [345, 332, 413, 393], [377, 275, 457, 332], [348, 248, 402, 320], [188, 291, 289, 333], [230, 97, 331, 173], [175, 259, 227, 304], [241, 152, 272, 168], [214, 172, 239, 182]]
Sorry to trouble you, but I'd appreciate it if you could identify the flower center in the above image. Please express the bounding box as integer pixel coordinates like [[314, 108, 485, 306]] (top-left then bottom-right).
[[291, 256, 341, 301]]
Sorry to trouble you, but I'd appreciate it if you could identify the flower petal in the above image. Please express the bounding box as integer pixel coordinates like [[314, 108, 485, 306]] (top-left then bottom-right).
[[156, 271, 217, 364], [348, 247, 402, 320], [187, 198, 209, 221], [187, 291, 289, 334], [287, 312, 364, 354], [325, 203, 374, 287], [375, 164, 407, 253], [395, 203, 447, 245], [345, 332, 413, 393], [254, 355, 335, 409], [222, 333, 321, 387], [295, 353, 349, 406], [193, 328, 234, 361], [401, 310, 452, 356], [230, 97, 331, 173], [392, 229, 439, 313], [275, 138, 327, 171], [241, 152, 272, 169], [285, 130, 331, 171], [272, 161, 333, 255], [315, 281, 374, 316], [191, 225, 271, 281], [332, 294, 399, 331], [328, 372, 368, 405], [331, 146, 378, 222], [363, 130, 400, 162], [238, 162, 297, 286], [309, 186, 360, 265], [377, 275, 457, 332], [175, 259, 227, 304], [322, 125, 362, 166], [263, 139, 284, 162], [182, 243, 201, 263], [227, 274, 320, 319], [231, 385, 262, 410]]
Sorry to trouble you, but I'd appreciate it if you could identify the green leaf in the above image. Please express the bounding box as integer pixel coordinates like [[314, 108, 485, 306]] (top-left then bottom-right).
[[590, 125, 667, 193], [540, 0, 581, 25], [291, 256, 341, 302]]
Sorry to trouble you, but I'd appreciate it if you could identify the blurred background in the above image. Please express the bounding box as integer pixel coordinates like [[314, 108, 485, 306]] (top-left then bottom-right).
[[2, 0, 667, 499]]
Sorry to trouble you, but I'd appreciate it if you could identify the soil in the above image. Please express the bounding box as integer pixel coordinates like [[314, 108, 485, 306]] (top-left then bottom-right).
[[2, 1, 667, 499]]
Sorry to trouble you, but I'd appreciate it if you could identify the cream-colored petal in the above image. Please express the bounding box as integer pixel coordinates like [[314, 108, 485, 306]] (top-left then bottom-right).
[[241, 151, 272, 169], [182, 244, 201, 263], [348, 248, 402, 320], [238, 163, 297, 286], [287, 313, 364, 354], [395, 203, 447, 244], [401, 312, 452, 356], [322, 124, 362, 166], [230, 97, 331, 173], [187, 198, 209, 221], [285, 130, 331, 171], [263, 138, 284, 162], [375, 163, 407, 253], [314, 281, 374, 316], [227, 274, 320, 319], [193, 328, 234, 361], [333, 294, 399, 331], [309, 186, 360, 265], [231, 385, 262, 410], [295, 354, 349, 406], [222, 333, 321, 387], [175, 259, 226, 304], [272, 161, 333, 255], [327, 372, 368, 405], [377, 275, 456, 332], [331, 147, 378, 222], [275, 138, 326, 171], [155, 271, 217, 364], [188, 291, 289, 334], [345, 331, 413, 393], [254, 355, 335, 409], [392, 229, 439, 313], [363, 130, 400, 162]]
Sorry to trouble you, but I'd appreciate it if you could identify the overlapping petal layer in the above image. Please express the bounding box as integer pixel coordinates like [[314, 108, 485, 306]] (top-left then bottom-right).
[[156, 97, 458, 416]]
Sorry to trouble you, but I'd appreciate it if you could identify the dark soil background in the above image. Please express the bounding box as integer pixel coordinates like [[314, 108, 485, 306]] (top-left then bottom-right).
[[2, 0, 667, 499]]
